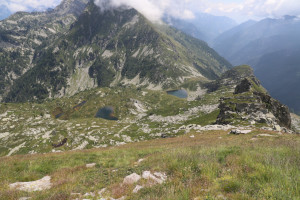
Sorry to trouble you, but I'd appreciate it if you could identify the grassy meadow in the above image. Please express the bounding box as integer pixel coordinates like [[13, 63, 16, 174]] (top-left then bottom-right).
[[0, 129, 299, 200]]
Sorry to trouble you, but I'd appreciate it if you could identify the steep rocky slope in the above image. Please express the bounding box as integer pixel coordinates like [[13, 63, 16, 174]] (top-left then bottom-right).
[[0, 0, 89, 100]]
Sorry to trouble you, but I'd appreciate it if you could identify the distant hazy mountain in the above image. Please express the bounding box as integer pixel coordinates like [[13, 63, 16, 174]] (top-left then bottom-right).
[[0, 5, 11, 20], [213, 16, 300, 66], [255, 49, 300, 114], [213, 16, 300, 114], [164, 13, 237, 45]]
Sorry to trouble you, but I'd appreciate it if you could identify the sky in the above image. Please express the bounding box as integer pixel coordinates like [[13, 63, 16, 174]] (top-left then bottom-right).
[[1, 0, 300, 22]]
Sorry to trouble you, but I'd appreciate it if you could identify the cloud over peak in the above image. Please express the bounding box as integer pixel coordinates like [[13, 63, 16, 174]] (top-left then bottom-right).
[[1, 0, 300, 22], [94, 0, 300, 22], [3, 0, 61, 13], [94, 0, 195, 22]]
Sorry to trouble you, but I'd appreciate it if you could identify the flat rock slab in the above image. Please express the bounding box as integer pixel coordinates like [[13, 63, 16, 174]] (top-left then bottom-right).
[[256, 134, 276, 137], [86, 163, 96, 168], [10, 176, 52, 192], [230, 129, 252, 135]]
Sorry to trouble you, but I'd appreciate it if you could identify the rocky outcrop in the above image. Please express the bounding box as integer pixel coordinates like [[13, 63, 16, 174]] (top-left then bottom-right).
[[216, 91, 291, 129], [254, 92, 291, 128], [234, 78, 252, 94], [212, 65, 291, 130]]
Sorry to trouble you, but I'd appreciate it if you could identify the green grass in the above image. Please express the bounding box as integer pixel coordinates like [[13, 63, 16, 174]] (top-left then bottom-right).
[[184, 109, 220, 126], [0, 130, 299, 200]]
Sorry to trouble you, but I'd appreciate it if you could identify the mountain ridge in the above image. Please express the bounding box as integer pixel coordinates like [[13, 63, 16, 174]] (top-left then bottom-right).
[[1, 0, 231, 103], [164, 13, 237, 45]]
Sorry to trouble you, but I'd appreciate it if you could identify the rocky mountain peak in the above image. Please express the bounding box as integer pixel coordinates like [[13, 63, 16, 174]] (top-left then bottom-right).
[[53, 0, 89, 17], [1, 0, 231, 102]]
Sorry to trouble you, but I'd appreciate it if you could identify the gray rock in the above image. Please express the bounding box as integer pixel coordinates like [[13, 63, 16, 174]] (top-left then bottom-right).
[[10, 176, 52, 192], [216, 91, 292, 130], [123, 173, 141, 185], [230, 129, 252, 135]]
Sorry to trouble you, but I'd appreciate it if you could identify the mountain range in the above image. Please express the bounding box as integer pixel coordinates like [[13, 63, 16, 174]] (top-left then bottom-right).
[[0, 1, 299, 199], [164, 13, 237, 45], [213, 16, 300, 114]]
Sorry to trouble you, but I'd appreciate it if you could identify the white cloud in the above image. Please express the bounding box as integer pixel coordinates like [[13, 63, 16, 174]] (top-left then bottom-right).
[[200, 0, 300, 21], [2, 0, 300, 22], [2, 0, 61, 13], [94, 0, 196, 22]]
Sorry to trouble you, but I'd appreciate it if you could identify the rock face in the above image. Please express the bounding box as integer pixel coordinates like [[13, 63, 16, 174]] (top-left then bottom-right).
[[216, 92, 291, 129], [234, 78, 252, 94]]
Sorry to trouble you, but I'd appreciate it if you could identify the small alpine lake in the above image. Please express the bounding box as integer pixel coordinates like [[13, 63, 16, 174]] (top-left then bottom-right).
[[166, 89, 188, 99]]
